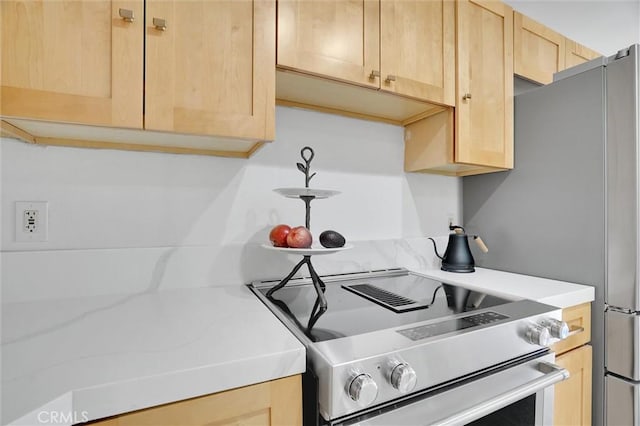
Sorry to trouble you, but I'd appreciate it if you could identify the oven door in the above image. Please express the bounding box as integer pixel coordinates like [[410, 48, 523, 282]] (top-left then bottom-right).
[[336, 352, 568, 426]]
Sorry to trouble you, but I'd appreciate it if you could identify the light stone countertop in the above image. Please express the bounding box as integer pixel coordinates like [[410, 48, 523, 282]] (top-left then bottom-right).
[[1, 266, 594, 426], [408, 267, 595, 308], [1, 286, 305, 426]]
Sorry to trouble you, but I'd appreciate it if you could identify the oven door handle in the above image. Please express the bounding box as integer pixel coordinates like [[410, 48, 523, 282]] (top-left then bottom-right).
[[432, 361, 569, 426]]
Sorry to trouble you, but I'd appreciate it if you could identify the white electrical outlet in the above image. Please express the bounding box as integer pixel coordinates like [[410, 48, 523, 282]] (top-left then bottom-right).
[[15, 201, 48, 242]]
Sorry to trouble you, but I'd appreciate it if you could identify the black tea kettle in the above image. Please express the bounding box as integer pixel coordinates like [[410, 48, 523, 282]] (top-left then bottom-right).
[[429, 225, 488, 273]]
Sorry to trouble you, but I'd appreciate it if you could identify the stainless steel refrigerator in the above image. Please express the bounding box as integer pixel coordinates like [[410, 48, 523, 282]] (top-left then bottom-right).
[[463, 44, 640, 426]]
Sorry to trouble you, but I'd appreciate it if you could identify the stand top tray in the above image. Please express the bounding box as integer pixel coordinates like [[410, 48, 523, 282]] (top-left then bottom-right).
[[274, 188, 340, 199], [261, 243, 353, 256]]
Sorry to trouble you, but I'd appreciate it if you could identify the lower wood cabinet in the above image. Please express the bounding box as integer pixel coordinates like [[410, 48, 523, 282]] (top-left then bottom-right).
[[551, 302, 591, 355], [554, 345, 592, 426], [551, 302, 592, 426], [90, 375, 301, 426]]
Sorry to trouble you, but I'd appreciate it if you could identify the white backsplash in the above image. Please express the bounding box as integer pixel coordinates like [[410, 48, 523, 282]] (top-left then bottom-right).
[[1, 237, 452, 303], [1, 106, 460, 303]]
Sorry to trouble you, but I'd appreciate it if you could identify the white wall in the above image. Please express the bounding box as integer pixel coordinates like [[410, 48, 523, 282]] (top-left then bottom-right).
[[1, 107, 460, 302], [505, 0, 640, 55], [4, 1, 637, 303]]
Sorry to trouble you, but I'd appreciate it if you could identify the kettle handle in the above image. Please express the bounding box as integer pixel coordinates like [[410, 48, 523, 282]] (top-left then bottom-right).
[[428, 237, 444, 260], [474, 236, 489, 253]]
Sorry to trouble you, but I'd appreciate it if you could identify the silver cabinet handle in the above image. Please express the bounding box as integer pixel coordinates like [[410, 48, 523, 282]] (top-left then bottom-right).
[[567, 325, 585, 337], [153, 17, 167, 31], [463, 93, 472, 100], [369, 70, 380, 80], [118, 8, 134, 23], [385, 75, 396, 83]]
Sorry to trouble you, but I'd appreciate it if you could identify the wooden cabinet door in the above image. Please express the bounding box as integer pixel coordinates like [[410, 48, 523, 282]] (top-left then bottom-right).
[[145, 0, 275, 140], [565, 39, 601, 69], [554, 345, 592, 426], [94, 375, 302, 426], [277, 0, 380, 89], [455, 0, 513, 169], [551, 302, 591, 355], [514, 12, 565, 85], [1, 0, 143, 129], [380, 0, 455, 106]]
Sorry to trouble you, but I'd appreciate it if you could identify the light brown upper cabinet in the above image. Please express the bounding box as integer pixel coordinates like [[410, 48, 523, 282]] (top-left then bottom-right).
[[379, 0, 455, 105], [277, 0, 380, 90], [514, 12, 565, 85], [455, 0, 513, 170], [405, 0, 513, 176], [144, 0, 274, 142], [514, 12, 601, 85], [1, 0, 144, 129], [565, 38, 601, 68], [1, 0, 275, 158], [276, 0, 455, 123]]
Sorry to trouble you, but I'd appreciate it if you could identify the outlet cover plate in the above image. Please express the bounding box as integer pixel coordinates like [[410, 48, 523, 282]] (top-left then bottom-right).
[[15, 201, 48, 242]]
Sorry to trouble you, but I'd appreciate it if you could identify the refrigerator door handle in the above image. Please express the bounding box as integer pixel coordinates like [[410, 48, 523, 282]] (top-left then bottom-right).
[[606, 45, 640, 312]]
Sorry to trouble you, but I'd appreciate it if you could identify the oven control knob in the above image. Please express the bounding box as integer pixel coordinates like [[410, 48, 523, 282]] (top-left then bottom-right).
[[525, 323, 551, 346], [540, 318, 570, 340], [390, 363, 417, 394], [347, 373, 378, 406]]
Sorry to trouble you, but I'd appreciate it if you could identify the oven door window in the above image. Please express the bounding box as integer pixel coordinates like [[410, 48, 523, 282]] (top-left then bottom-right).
[[467, 394, 536, 426]]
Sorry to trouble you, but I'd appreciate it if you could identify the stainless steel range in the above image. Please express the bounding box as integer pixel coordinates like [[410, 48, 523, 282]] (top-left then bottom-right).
[[249, 268, 570, 425]]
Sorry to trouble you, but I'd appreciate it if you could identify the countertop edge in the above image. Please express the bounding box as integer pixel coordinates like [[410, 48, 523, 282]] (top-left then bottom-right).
[[9, 347, 306, 426], [77, 346, 307, 424]]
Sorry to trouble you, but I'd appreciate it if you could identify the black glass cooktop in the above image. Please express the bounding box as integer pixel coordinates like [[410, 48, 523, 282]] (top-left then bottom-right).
[[258, 273, 511, 342]]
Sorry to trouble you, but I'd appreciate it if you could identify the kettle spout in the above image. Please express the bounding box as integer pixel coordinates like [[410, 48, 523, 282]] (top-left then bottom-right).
[[428, 237, 444, 260]]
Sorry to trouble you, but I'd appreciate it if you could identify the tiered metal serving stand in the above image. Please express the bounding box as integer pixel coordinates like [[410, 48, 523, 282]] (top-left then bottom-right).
[[263, 147, 351, 320]]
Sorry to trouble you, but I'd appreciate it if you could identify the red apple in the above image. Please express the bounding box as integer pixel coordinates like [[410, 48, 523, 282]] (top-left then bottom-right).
[[287, 226, 313, 248], [269, 224, 291, 247]]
